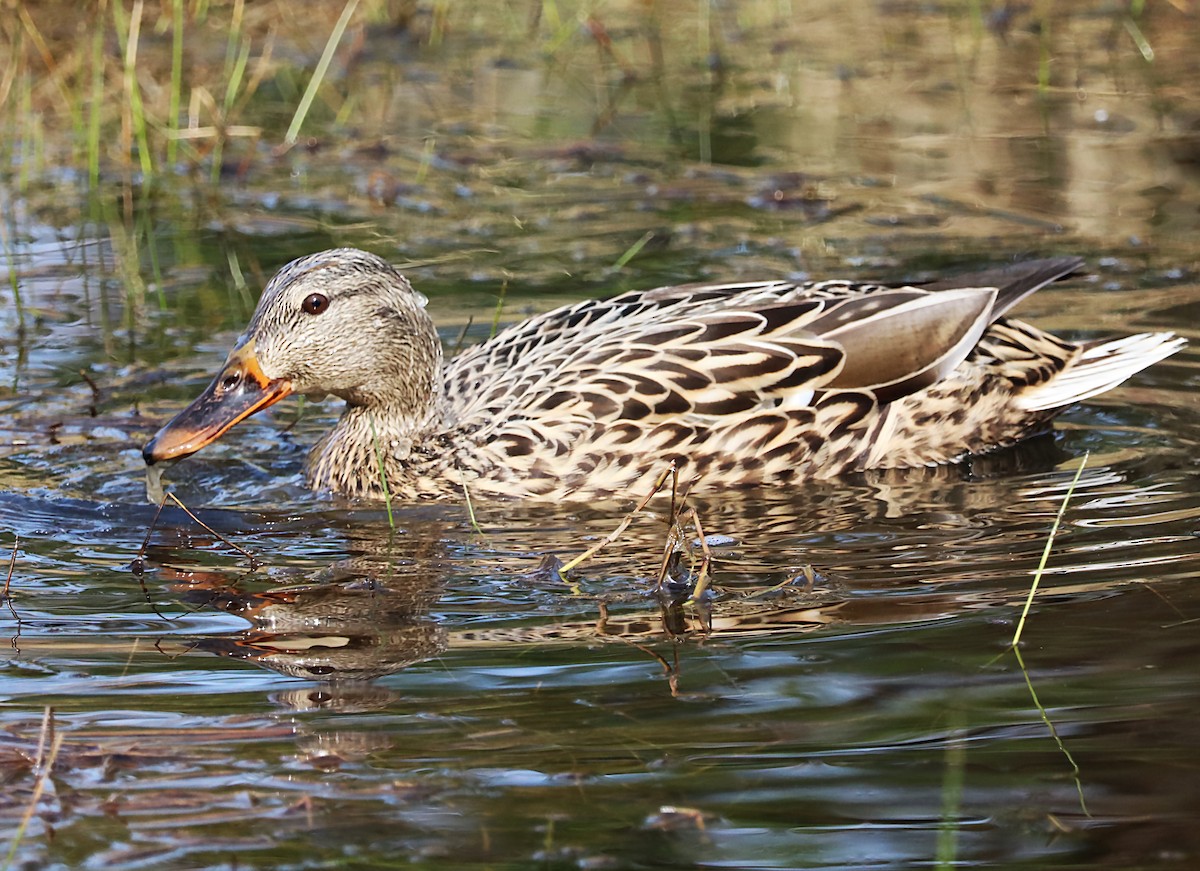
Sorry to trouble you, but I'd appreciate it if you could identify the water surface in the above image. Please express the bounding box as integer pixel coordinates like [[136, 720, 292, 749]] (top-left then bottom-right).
[[2, 2, 1200, 868]]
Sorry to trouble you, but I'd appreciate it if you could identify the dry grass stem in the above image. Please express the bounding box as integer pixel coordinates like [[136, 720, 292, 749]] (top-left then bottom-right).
[[2, 707, 66, 871], [167, 493, 261, 566], [558, 462, 677, 578], [3, 535, 18, 623], [685, 509, 714, 602], [133, 490, 260, 571]]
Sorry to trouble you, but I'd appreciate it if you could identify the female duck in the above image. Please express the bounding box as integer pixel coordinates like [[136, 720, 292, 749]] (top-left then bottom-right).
[[143, 249, 1183, 500]]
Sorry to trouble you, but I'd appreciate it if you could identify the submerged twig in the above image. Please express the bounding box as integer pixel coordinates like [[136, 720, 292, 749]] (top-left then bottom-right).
[[166, 493, 261, 567], [1012, 452, 1089, 648], [135, 490, 260, 571], [624, 638, 681, 697], [131, 488, 169, 573], [78, 369, 100, 416]]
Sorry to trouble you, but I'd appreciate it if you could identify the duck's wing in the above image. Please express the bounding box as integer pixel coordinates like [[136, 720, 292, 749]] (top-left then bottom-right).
[[441, 277, 1008, 434]]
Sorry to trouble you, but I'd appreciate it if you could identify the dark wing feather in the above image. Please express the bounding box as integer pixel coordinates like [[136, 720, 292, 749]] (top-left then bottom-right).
[[920, 256, 1083, 319]]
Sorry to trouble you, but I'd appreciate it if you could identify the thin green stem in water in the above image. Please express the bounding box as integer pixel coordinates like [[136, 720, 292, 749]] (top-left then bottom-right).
[[1012, 451, 1089, 648], [934, 709, 967, 870], [368, 413, 395, 530], [87, 13, 104, 191], [1013, 645, 1089, 816], [460, 472, 483, 534]]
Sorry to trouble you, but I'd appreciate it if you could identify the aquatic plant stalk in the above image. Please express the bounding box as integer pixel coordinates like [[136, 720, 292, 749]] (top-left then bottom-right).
[[284, 0, 360, 146], [1, 221, 26, 338], [167, 0, 184, 167], [489, 278, 508, 338], [934, 712, 966, 869], [87, 17, 104, 191], [223, 0, 246, 79], [1014, 645, 1089, 816], [16, 6, 83, 136], [368, 413, 395, 529], [211, 34, 252, 184], [612, 231, 654, 270], [1124, 18, 1154, 62], [139, 210, 168, 310], [1011, 452, 1089, 648], [415, 136, 436, 183], [1035, 0, 1052, 96], [116, 0, 155, 183], [1, 708, 65, 871], [461, 472, 483, 534]]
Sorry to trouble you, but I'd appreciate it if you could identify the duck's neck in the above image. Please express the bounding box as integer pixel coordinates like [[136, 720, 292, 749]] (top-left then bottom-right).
[[306, 400, 441, 498], [306, 337, 448, 497]]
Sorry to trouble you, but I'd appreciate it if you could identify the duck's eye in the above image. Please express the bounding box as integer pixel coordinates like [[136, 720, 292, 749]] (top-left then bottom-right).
[[301, 293, 329, 315]]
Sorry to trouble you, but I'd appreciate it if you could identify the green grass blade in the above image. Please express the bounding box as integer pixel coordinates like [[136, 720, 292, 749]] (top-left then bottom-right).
[[1013, 646, 1089, 816], [612, 231, 654, 271], [460, 472, 483, 534], [284, 0, 360, 147], [1012, 452, 1089, 648], [87, 17, 103, 191], [368, 413, 395, 529]]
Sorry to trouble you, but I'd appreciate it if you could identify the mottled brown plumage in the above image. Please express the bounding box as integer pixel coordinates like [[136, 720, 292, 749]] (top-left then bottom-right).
[[144, 249, 1184, 501]]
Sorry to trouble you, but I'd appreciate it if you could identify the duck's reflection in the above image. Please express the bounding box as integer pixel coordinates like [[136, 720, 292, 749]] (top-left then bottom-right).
[[183, 582, 447, 682], [144, 550, 449, 683], [138, 435, 1174, 687]]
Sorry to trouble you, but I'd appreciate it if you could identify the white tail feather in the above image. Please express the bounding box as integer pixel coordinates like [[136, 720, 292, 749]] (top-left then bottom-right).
[[1017, 332, 1185, 412]]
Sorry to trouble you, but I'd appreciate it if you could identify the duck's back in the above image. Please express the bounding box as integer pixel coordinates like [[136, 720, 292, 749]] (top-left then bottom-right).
[[431, 261, 1178, 499]]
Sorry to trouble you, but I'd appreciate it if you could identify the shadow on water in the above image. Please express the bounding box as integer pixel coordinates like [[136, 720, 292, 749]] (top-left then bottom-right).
[[3, 1, 1200, 868]]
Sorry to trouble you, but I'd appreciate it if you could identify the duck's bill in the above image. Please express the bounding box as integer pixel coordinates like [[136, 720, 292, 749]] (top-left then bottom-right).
[[143, 340, 293, 465]]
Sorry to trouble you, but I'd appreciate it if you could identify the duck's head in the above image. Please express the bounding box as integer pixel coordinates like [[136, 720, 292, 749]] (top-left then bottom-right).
[[143, 248, 441, 466]]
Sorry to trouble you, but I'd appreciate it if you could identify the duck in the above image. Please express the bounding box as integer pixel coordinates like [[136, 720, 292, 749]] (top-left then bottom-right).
[[143, 249, 1184, 501]]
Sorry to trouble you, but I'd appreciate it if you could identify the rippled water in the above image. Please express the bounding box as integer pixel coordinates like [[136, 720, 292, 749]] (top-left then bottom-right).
[[3, 2, 1200, 868]]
